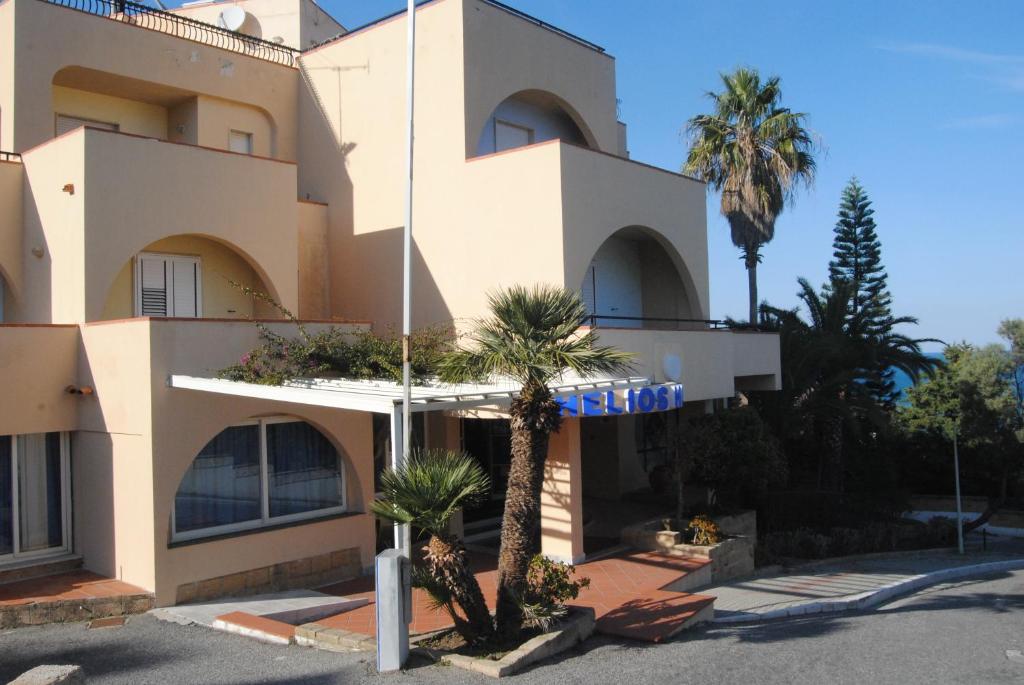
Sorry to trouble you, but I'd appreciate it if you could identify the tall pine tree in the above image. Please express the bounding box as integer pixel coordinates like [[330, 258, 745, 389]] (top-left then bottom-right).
[[827, 177, 892, 333], [827, 178, 899, 404]]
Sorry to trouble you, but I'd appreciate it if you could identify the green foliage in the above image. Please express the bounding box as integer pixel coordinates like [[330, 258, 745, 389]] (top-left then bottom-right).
[[680, 406, 787, 507], [439, 284, 633, 391], [518, 555, 590, 630], [825, 178, 901, 403], [755, 278, 939, 490], [687, 514, 722, 546], [756, 519, 953, 564], [684, 67, 816, 322], [370, 449, 490, 536], [218, 323, 453, 386], [826, 178, 892, 330]]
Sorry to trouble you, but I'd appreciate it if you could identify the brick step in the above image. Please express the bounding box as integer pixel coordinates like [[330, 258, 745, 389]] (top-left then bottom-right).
[[0, 555, 84, 586], [213, 611, 297, 645], [0, 570, 153, 629]]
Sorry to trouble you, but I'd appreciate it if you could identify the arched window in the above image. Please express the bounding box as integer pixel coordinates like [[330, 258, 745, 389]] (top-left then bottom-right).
[[172, 418, 345, 541]]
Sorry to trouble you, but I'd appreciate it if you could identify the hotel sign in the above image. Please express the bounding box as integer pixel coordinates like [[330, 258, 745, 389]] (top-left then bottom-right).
[[554, 383, 684, 417]]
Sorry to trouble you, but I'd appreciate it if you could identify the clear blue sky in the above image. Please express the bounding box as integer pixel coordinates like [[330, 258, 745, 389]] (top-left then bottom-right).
[[317, 1, 1022, 350]]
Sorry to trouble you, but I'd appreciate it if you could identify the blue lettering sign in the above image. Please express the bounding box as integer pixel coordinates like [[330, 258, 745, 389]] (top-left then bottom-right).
[[655, 386, 669, 411], [554, 394, 578, 417], [581, 392, 603, 416], [637, 388, 657, 412], [605, 390, 623, 414]]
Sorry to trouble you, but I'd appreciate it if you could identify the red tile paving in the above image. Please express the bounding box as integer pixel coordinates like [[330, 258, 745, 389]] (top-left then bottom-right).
[[318, 550, 715, 643], [215, 611, 296, 641], [0, 571, 148, 607]]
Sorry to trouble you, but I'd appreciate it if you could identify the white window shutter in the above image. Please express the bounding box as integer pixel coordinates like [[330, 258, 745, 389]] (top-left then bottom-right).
[[170, 259, 199, 318], [580, 263, 597, 316], [138, 256, 168, 316]]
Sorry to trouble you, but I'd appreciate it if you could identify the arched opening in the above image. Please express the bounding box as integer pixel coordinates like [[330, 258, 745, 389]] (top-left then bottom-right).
[[580, 227, 697, 329], [171, 417, 347, 542], [474, 89, 596, 157], [101, 234, 282, 320]]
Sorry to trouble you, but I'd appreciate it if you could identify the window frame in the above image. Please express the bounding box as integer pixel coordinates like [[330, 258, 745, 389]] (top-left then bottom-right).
[[228, 129, 254, 155], [133, 251, 203, 318], [493, 118, 534, 152], [0, 433, 72, 566], [170, 417, 347, 543]]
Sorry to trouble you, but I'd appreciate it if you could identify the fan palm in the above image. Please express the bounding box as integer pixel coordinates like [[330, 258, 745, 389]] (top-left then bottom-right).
[[685, 67, 816, 326], [760, 278, 939, 490], [371, 449, 494, 643], [440, 285, 633, 640]]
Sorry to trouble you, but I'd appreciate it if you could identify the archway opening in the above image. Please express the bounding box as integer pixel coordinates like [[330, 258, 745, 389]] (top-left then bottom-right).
[[101, 234, 281, 320], [474, 90, 595, 157], [580, 227, 696, 329]]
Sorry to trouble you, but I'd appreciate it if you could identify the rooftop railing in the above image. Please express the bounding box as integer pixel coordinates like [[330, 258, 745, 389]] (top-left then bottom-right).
[[0, 151, 22, 163], [41, 0, 298, 66]]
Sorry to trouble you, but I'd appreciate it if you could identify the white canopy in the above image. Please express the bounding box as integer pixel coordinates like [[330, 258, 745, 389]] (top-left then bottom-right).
[[167, 374, 657, 415]]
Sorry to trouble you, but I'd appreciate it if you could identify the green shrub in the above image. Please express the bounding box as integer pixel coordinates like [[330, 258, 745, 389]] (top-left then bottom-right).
[[688, 514, 722, 546], [518, 555, 590, 630]]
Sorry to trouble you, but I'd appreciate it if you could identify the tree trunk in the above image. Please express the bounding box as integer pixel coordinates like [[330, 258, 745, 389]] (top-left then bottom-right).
[[494, 387, 562, 642], [426, 533, 494, 642], [746, 251, 759, 327]]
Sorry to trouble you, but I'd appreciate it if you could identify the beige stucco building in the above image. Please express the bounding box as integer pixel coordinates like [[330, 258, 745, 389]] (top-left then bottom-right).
[[0, 0, 780, 605]]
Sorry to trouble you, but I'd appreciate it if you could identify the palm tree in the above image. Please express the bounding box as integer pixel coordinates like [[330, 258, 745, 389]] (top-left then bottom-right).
[[371, 449, 494, 643], [685, 67, 817, 326], [440, 285, 633, 640], [760, 278, 939, 490]]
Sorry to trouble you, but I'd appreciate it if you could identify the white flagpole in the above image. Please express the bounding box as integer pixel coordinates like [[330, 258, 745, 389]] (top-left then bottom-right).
[[397, 0, 416, 559]]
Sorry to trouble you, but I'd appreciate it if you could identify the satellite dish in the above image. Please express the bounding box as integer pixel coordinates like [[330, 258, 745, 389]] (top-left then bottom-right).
[[662, 353, 683, 382], [217, 6, 247, 32]]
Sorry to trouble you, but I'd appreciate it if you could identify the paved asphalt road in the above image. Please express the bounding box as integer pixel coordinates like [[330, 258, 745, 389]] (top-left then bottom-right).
[[3, 570, 1024, 685]]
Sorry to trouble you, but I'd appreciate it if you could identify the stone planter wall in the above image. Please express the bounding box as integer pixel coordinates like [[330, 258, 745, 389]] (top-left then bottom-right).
[[621, 510, 757, 588]]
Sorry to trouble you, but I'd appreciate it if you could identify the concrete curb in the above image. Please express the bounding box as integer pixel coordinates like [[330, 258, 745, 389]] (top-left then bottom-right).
[[712, 558, 1024, 624]]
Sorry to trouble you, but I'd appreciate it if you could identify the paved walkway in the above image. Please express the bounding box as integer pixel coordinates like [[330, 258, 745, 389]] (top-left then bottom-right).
[[710, 539, 1024, 622], [318, 550, 714, 642], [0, 571, 147, 607]]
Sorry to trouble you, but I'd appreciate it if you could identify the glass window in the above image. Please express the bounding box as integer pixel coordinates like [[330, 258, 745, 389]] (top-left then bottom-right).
[[267, 422, 343, 518], [174, 425, 261, 534], [173, 419, 346, 541]]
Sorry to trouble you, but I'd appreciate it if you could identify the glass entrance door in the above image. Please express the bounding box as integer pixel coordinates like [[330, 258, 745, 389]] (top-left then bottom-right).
[[0, 433, 70, 563]]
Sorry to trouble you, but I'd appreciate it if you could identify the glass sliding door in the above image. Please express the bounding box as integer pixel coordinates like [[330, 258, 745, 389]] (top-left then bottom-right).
[[0, 438, 12, 556], [0, 433, 71, 564]]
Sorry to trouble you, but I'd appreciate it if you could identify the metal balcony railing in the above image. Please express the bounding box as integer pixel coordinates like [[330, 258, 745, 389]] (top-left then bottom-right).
[[0, 151, 22, 163], [41, 0, 298, 66], [585, 314, 730, 330]]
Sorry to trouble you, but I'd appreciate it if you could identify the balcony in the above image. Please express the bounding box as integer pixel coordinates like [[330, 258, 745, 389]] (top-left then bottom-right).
[[40, 0, 296, 66], [595, 327, 781, 402], [19, 127, 299, 323]]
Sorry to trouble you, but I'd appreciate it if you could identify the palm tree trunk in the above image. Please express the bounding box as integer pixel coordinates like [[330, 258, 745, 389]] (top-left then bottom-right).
[[494, 388, 562, 641], [427, 533, 494, 641], [744, 247, 759, 327]]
